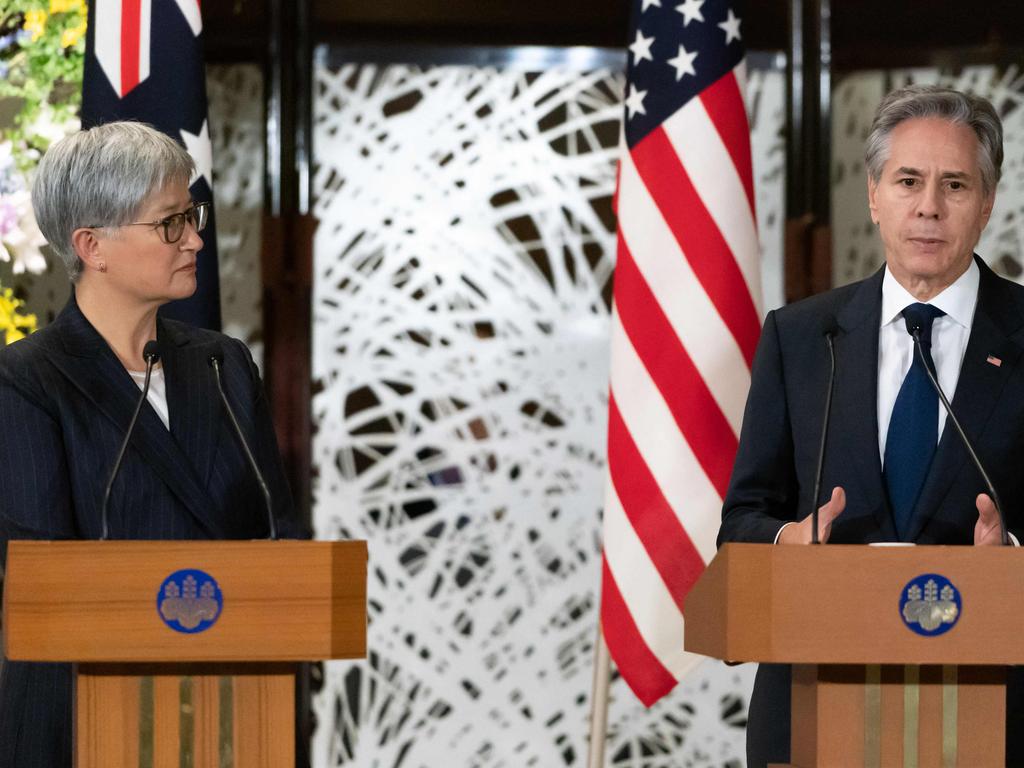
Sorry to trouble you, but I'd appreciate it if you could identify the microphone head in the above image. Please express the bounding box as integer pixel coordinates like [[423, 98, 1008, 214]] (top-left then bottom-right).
[[821, 316, 839, 338], [143, 340, 161, 364], [207, 348, 225, 368], [902, 314, 923, 337]]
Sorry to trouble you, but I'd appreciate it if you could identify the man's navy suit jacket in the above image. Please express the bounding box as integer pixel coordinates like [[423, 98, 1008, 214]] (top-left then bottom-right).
[[0, 295, 295, 768], [720, 257, 1024, 765]]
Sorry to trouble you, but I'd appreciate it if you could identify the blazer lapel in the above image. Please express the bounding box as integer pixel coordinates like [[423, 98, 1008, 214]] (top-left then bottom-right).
[[834, 266, 896, 539], [45, 297, 226, 537], [158, 319, 223, 490], [905, 259, 1024, 541]]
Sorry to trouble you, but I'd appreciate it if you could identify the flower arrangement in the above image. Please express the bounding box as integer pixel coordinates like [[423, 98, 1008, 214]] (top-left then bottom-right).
[[0, 285, 38, 344], [0, 0, 85, 341], [1, 0, 86, 172]]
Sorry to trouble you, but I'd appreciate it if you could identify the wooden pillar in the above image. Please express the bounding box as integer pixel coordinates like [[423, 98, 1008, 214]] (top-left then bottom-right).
[[263, 1, 316, 762], [785, 0, 833, 302]]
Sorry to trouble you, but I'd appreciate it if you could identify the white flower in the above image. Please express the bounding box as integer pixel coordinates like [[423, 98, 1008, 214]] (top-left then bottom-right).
[[26, 103, 79, 147], [0, 191, 48, 275]]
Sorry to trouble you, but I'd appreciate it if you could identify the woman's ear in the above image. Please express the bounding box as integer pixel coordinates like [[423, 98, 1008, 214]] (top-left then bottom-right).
[[71, 227, 107, 273]]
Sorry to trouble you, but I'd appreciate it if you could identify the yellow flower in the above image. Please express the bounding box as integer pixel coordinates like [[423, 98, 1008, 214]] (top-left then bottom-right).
[[49, 0, 85, 14], [0, 288, 37, 346], [61, 21, 86, 48], [23, 9, 48, 42]]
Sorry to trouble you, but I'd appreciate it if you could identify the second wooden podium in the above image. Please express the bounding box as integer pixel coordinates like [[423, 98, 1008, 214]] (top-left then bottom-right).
[[685, 543, 1022, 767], [3, 539, 367, 768]]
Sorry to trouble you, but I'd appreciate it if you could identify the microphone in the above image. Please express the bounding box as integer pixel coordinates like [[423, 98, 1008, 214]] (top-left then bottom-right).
[[810, 318, 838, 544], [208, 349, 278, 540], [100, 340, 161, 540], [907, 318, 1010, 546]]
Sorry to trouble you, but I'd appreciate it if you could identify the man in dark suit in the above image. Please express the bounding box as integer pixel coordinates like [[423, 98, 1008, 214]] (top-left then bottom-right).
[[719, 85, 1024, 766], [0, 122, 297, 766]]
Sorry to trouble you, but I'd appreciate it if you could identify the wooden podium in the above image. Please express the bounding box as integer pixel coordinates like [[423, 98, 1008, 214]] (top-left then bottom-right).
[[3, 539, 367, 768], [685, 543, 1022, 767]]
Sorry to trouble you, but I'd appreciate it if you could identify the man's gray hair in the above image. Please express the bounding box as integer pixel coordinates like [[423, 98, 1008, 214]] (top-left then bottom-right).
[[32, 121, 195, 281], [865, 85, 1003, 197]]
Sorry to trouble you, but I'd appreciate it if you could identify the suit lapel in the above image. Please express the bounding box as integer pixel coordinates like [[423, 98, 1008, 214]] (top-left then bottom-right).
[[158, 319, 223, 490], [834, 266, 897, 539], [905, 260, 1024, 541], [45, 296, 226, 537]]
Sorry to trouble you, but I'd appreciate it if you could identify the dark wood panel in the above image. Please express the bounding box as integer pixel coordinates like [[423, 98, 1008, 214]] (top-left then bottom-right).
[[833, 0, 1024, 70], [203, 0, 787, 59]]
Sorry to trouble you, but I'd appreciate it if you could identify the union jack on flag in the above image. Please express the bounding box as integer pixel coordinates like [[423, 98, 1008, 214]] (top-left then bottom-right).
[[82, 0, 221, 330], [600, 0, 762, 705]]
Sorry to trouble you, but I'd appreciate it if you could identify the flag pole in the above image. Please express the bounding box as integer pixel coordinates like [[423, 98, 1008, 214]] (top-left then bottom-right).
[[586, 622, 612, 768]]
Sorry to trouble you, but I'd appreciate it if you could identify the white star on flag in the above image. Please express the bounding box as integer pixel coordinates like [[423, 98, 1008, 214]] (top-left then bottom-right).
[[667, 44, 698, 80], [675, 0, 705, 26], [171, 0, 202, 35], [718, 9, 742, 43], [624, 84, 648, 119], [629, 30, 656, 65], [180, 119, 213, 190], [641, 0, 662, 10]]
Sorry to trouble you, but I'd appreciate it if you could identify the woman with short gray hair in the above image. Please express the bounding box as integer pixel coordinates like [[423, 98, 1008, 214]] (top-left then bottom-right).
[[0, 121, 298, 767], [32, 121, 200, 282]]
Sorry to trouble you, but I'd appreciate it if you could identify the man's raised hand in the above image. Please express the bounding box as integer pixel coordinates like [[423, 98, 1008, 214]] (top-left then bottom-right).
[[778, 486, 846, 544], [974, 493, 1004, 546]]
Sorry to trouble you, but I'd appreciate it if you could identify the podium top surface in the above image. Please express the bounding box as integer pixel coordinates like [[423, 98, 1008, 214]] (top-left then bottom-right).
[[3, 539, 367, 663], [683, 542, 1024, 665]]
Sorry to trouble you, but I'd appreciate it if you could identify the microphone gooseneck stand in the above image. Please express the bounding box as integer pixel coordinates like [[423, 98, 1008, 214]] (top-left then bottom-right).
[[910, 327, 1009, 546], [100, 340, 161, 541], [208, 352, 278, 540], [811, 327, 837, 544]]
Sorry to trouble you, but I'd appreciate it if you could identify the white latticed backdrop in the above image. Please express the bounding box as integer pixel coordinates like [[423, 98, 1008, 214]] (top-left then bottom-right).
[[307, 54, 785, 767]]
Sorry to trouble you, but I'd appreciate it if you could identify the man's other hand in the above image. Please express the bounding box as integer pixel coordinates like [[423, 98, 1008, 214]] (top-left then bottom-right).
[[975, 493, 1004, 546], [778, 486, 846, 544]]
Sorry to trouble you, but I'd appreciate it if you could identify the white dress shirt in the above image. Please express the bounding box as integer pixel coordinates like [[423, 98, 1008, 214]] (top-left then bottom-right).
[[877, 260, 979, 462], [128, 365, 170, 430]]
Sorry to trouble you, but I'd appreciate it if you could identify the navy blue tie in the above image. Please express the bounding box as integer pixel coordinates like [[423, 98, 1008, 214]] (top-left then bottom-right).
[[884, 303, 946, 539]]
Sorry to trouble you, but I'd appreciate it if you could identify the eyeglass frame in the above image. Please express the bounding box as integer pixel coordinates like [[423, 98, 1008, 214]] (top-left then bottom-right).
[[84, 201, 210, 245]]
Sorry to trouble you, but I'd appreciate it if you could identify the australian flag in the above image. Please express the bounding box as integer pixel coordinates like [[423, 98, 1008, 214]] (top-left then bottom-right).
[[81, 0, 221, 330]]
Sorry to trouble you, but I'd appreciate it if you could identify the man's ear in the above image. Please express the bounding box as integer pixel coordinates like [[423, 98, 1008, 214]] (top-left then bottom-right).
[[70, 227, 105, 273], [980, 191, 996, 230], [867, 173, 880, 225]]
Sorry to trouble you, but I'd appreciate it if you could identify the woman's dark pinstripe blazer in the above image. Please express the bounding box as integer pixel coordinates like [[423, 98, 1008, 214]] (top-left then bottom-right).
[[0, 294, 295, 767]]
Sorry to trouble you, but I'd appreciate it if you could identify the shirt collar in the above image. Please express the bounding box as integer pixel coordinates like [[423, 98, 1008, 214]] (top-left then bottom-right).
[[880, 258, 979, 330]]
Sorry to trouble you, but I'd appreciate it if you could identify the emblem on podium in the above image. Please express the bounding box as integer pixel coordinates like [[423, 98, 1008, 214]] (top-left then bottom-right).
[[899, 573, 961, 636], [157, 569, 223, 634]]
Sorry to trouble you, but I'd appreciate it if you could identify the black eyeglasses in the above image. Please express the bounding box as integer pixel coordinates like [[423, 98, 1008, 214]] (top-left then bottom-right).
[[89, 201, 210, 244]]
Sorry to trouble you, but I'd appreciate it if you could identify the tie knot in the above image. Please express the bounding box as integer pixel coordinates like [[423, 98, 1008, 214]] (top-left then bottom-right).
[[901, 302, 945, 343]]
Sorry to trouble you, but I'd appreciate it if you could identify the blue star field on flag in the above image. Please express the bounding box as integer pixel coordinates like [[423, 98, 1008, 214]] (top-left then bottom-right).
[[624, 0, 746, 148]]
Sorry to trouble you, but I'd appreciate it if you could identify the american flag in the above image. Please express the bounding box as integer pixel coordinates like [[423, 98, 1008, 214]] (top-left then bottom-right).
[[81, 0, 221, 330], [601, 0, 762, 705]]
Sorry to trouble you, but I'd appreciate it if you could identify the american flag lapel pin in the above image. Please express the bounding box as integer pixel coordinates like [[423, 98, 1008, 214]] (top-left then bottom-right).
[[987, 354, 1003, 367]]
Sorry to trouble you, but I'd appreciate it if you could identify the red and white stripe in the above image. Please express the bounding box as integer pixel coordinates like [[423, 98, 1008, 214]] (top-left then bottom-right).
[[601, 65, 762, 706], [94, 0, 152, 98], [94, 0, 202, 98]]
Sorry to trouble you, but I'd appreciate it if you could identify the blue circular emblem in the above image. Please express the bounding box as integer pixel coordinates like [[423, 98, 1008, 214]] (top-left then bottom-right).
[[899, 573, 961, 637], [156, 569, 223, 634]]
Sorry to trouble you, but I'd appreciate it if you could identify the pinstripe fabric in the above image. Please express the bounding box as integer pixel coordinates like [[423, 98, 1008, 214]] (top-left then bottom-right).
[[0, 294, 298, 768]]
